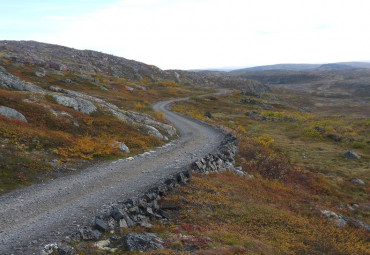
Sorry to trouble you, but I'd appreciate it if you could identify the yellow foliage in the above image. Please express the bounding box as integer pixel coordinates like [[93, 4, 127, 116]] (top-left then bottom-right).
[[256, 135, 274, 147], [153, 112, 165, 121], [236, 124, 247, 134], [134, 102, 146, 110], [52, 135, 118, 160]]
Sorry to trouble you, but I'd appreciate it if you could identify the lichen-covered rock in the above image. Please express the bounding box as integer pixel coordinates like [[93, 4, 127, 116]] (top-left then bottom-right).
[[52, 94, 97, 114], [145, 125, 168, 141], [320, 210, 348, 227], [0, 106, 27, 122], [343, 151, 360, 159], [121, 233, 164, 252], [351, 178, 365, 185], [0, 66, 45, 92], [112, 141, 130, 153]]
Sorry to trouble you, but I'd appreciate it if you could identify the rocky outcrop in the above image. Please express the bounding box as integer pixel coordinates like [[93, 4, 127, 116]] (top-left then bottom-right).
[[52, 94, 97, 114], [320, 209, 370, 231], [0, 66, 45, 92], [49, 86, 175, 140], [0, 106, 27, 122], [1, 41, 265, 93]]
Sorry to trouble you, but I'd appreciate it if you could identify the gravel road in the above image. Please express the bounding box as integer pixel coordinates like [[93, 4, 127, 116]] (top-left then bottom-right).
[[0, 96, 225, 255]]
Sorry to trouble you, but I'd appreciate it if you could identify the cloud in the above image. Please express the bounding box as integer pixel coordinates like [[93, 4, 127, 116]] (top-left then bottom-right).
[[24, 0, 370, 69]]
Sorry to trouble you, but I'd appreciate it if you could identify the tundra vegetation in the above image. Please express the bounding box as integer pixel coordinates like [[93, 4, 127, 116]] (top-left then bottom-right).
[[149, 90, 368, 254], [0, 57, 213, 192], [74, 90, 368, 254]]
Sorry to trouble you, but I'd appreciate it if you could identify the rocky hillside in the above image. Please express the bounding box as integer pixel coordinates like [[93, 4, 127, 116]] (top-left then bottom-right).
[[226, 68, 370, 97], [0, 40, 269, 94], [0, 40, 270, 192]]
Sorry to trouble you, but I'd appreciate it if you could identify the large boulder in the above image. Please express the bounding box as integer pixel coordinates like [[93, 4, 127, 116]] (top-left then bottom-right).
[[52, 95, 97, 114], [343, 151, 360, 159], [112, 141, 130, 153], [351, 178, 365, 185], [0, 66, 45, 92], [144, 125, 168, 141], [121, 233, 164, 252], [0, 106, 27, 122]]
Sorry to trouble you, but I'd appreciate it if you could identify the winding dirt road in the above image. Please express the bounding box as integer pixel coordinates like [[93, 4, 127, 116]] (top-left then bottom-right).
[[0, 96, 225, 254]]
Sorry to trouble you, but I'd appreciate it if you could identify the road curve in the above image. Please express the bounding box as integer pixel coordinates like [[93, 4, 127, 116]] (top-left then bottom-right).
[[0, 96, 224, 254]]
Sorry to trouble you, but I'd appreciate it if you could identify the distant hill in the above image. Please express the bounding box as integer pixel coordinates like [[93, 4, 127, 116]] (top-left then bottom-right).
[[232, 64, 320, 72], [230, 62, 370, 73]]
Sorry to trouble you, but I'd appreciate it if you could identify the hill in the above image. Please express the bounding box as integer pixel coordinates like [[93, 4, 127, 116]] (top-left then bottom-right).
[[230, 62, 370, 72], [0, 40, 268, 192], [227, 68, 370, 98], [0, 40, 269, 93]]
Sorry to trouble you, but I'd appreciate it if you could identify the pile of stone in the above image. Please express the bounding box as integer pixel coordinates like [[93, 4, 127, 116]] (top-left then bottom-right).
[[45, 133, 249, 254], [192, 133, 252, 177]]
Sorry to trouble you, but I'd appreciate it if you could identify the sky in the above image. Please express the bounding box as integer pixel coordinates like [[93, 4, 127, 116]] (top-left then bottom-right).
[[0, 0, 370, 70]]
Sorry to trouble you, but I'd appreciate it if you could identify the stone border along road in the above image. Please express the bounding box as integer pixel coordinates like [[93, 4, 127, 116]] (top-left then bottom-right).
[[0, 91, 231, 255]]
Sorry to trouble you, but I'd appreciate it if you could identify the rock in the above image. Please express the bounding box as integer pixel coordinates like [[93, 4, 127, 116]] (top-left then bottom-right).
[[351, 178, 365, 185], [112, 206, 125, 220], [127, 111, 176, 137], [121, 233, 164, 252], [95, 240, 117, 252], [351, 219, 370, 232], [52, 94, 97, 114], [327, 134, 342, 142], [57, 243, 76, 255], [343, 151, 360, 159], [112, 141, 130, 153], [204, 112, 212, 118], [240, 98, 258, 104], [119, 218, 128, 228], [158, 209, 170, 219], [0, 66, 45, 92], [320, 209, 348, 227], [35, 67, 46, 77], [125, 85, 134, 91], [176, 172, 187, 184], [79, 227, 101, 240], [0, 106, 28, 122], [261, 103, 274, 110], [245, 111, 259, 118], [125, 216, 135, 227], [95, 218, 108, 233], [314, 126, 325, 133], [144, 125, 168, 141], [47, 62, 68, 71], [42, 243, 58, 255], [182, 170, 192, 179]]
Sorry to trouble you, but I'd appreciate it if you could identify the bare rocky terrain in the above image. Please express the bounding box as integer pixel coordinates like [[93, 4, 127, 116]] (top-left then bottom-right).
[[0, 96, 227, 255]]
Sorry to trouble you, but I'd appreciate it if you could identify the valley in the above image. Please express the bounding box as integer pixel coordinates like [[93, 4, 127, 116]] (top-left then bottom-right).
[[0, 41, 369, 255]]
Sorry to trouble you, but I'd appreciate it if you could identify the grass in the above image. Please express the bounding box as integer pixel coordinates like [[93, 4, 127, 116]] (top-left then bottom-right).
[[159, 89, 370, 254]]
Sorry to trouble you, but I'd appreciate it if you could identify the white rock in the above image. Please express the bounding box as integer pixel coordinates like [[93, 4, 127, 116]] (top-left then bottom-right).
[[52, 94, 97, 114], [42, 243, 58, 255], [95, 240, 117, 252], [112, 141, 130, 153], [0, 106, 27, 122]]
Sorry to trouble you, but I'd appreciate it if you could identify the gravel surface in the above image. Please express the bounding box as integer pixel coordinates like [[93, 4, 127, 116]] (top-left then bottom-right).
[[0, 96, 225, 255]]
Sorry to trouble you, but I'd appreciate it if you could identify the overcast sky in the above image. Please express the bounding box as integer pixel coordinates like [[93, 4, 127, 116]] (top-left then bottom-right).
[[1, 0, 369, 70]]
